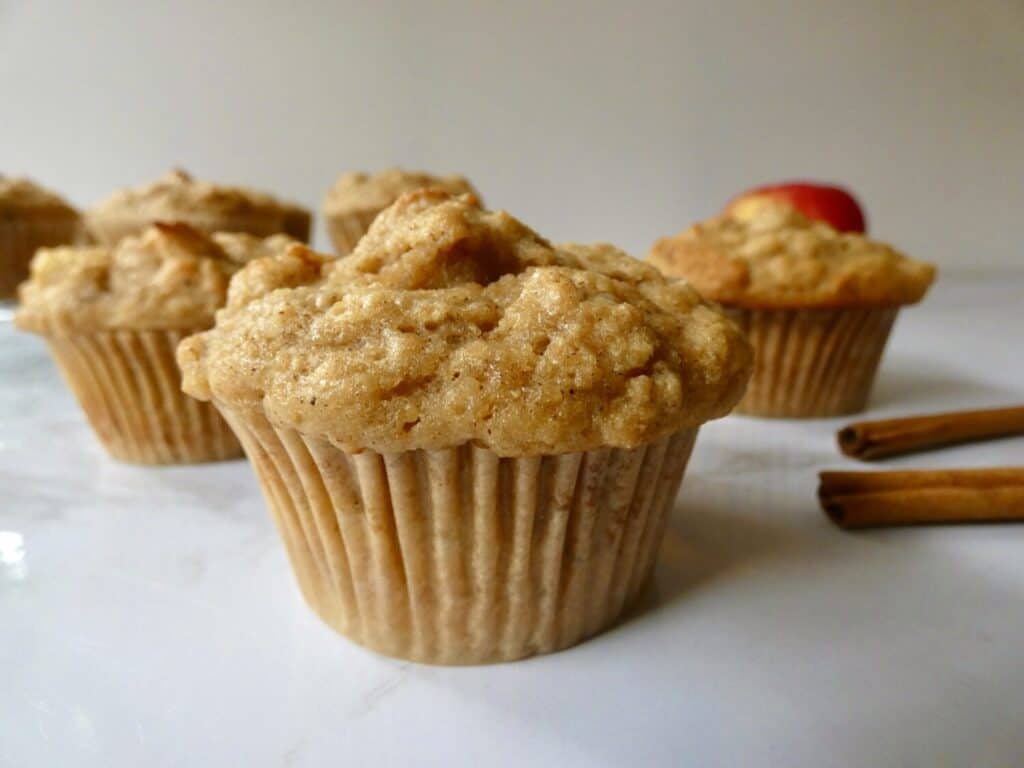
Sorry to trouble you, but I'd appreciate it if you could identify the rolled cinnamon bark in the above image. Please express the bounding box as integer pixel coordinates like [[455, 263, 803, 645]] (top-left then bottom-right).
[[837, 405, 1024, 461], [818, 468, 1024, 529]]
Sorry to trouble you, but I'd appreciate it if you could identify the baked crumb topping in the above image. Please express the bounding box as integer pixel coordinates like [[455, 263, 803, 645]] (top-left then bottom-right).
[[323, 168, 478, 215], [16, 222, 297, 333], [648, 202, 935, 308], [180, 191, 752, 456], [85, 169, 310, 240]]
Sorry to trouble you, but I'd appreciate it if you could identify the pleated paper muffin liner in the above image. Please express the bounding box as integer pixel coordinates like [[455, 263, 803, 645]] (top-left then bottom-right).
[[728, 306, 899, 418], [0, 214, 80, 299], [85, 212, 308, 246], [45, 329, 242, 464], [220, 406, 698, 664], [325, 210, 379, 256]]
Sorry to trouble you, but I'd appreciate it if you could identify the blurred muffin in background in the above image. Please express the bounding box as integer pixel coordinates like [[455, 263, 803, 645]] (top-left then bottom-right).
[[85, 169, 311, 246], [322, 168, 478, 255], [16, 223, 298, 464], [647, 200, 935, 418], [0, 176, 81, 299]]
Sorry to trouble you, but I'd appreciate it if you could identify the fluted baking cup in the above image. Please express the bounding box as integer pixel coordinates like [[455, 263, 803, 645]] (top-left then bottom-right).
[[221, 407, 697, 664], [729, 307, 898, 418], [45, 329, 241, 464]]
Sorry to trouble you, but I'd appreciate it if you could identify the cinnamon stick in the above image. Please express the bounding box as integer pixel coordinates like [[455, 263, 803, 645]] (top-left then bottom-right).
[[837, 405, 1024, 461], [818, 468, 1024, 529]]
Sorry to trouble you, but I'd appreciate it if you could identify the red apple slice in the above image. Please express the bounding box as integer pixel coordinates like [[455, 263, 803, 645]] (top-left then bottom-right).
[[725, 182, 867, 233]]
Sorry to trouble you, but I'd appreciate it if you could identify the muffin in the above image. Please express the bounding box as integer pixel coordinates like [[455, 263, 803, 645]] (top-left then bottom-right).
[[178, 190, 752, 664], [85, 169, 311, 246], [322, 168, 478, 256], [648, 202, 936, 418], [0, 176, 81, 299], [16, 223, 298, 464]]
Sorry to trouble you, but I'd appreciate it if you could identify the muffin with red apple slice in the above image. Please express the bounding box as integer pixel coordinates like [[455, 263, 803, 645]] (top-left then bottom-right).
[[648, 198, 935, 418]]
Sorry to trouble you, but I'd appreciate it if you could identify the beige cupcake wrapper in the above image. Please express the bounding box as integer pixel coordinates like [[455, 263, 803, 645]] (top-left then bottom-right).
[[325, 209, 379, 256], [729, 306, 899, 418], [85, 211, 310, 246], [0, 214, 81, 299], [45, 329, 242, 464], [220, 405, 697, 664]]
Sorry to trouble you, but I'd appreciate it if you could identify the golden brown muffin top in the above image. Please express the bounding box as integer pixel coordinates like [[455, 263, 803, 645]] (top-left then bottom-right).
[[16, 222, 297, 334], [179, 190, 752, 456], [322, 168, 478, 215], [0, 176, 77, 216], [647, 202, 936, 309], [87, 169, 308, 224]]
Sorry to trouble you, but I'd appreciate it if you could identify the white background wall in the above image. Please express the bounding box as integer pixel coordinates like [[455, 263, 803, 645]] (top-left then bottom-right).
[[2, 0, 1022, 271]]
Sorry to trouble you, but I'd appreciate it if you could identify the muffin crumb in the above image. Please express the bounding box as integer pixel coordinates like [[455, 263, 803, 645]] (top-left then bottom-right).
[[648, 203, 935, 308], [323, 168, 478, 215], [180, 191, 752, 456], [16, 223, 298, 334], [86, 169, 311, 243]]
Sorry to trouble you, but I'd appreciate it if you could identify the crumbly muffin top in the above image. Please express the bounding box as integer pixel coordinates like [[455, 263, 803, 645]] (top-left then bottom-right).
[[16, 223, 297, 334], [322, 168, 478, 214], [87, 169, 308, 223], [0, 176, 77, 216], [179, 190, 752, 456], [647, 203, 935, 308]]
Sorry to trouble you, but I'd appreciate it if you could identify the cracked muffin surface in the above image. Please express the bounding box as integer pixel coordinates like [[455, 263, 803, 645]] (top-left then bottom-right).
[[16, 222, 297, 334], [179, 191, 752, 456], [323, 168, 478, 216], [85, 169, 311, 243], [648, 202, 935, 309]]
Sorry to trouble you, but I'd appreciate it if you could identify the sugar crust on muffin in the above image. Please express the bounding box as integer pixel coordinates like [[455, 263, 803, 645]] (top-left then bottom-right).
[[179, 190, 752, 456], [647, 202, 935, 309], [89, 169, 300, 218], [16, 222, 297, 334], [85, 169, 311, 242]]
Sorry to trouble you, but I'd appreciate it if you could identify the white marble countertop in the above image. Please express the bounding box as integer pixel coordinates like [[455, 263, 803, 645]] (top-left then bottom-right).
[[3, 276, 1023, 768]]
